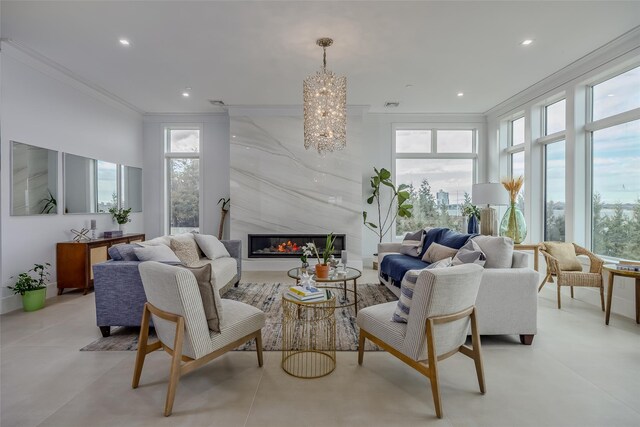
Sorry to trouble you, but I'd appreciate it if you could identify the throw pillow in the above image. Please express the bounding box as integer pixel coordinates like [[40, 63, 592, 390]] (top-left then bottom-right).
[[108, 244, 140, 261], [399, 230, 425, 258], [133, 245, 181, 263], [544, 242, 582, 271], [194, 234, 230, 260], [422, 242, 458, 263], [170, 235, 200, 267], [178, 264, 223, 332], [452, 239, 486, 266], [140, 236, 172, 247], [471, 235, 514, 268], [392, 258, 451, 323]]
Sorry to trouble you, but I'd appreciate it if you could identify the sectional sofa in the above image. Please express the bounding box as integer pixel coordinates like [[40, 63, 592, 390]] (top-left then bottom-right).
[[378, 228, 539, 344]]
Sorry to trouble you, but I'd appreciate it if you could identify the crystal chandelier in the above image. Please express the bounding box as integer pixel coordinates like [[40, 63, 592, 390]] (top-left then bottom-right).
[[303, 38, 347, 155]]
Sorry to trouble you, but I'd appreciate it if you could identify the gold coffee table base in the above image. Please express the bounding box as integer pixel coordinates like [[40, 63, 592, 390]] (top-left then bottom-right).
[[281, 293, 336, 379]]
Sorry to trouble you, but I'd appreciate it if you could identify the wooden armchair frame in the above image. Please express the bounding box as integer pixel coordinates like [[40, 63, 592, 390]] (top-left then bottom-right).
[[358, 305, 485, 419], [539, 243, 605, 310], [132, 302, 263, 416]]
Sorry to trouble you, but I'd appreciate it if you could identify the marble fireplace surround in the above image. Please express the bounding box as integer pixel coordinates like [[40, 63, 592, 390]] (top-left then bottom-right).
[[229, 107, 364, 271]]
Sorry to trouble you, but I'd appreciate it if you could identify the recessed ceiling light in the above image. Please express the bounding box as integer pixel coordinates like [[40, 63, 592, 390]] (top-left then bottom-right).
[[182, 92, 190, 98], [521, 39, 533, 46], [607, 94, 615, 97], [457, 92, 464, 97], [232, 135, 236, 138], [119, 39, 130, 46]]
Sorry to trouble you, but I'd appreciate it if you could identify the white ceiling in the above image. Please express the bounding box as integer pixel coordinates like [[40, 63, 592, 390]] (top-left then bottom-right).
[[3, 1, 640, 114]]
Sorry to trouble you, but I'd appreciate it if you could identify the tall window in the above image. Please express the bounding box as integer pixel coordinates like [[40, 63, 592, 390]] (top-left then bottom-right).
[[589, 66, 640, 259], [395, 127, 477, 235], [542, 99, 566, 241], [507, 116, 526, 212], [165, 126, 201, 234]]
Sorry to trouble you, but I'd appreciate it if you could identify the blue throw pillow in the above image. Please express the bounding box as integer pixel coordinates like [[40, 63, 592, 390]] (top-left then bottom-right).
[[108, 244, 141, 261], [420, 228, 475, 258]]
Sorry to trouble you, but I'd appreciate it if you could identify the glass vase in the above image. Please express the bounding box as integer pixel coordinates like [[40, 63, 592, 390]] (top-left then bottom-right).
[[499, 203, 527, 244]]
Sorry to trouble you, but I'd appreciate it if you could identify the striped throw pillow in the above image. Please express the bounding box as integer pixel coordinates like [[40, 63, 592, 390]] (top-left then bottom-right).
[[392, 257, 452, 323]]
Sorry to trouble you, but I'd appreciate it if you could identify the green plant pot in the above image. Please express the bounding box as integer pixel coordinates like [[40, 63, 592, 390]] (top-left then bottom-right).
[[22, 288, 46, 312]]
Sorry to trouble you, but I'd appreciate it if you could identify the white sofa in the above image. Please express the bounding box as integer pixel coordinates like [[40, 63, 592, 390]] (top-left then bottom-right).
[[378, 242, 539, 344]]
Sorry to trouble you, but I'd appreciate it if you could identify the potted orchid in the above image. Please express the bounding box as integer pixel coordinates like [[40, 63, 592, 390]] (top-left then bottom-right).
[[303, 233, 337, 279], [300, 245, 313, 273]]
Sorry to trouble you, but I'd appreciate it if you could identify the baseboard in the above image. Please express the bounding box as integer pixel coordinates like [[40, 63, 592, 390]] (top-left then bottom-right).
[[0, 283, 59, 315]]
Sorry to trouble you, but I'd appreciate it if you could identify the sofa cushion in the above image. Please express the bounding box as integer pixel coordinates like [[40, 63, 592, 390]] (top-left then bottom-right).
[[194, 234, 230, 260], [178, 263, 223, 332], [108, 244, 140, 261], [392, 258, 451, 323], [170, 235, 200, 267], [399, 230, 425, 258], [380, 254, 429, 285], [452, 239, 486, 266], [420, 228, 474, 258], [134, 245, 181, 263], [544, 242, 582, 271], [422, 242, 458, 263], [471, 235, 513, 268]]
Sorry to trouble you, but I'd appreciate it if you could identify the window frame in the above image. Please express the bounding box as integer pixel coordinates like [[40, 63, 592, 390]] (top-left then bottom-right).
[[163, 124, 203, 235], [392, 123, 478, 239]]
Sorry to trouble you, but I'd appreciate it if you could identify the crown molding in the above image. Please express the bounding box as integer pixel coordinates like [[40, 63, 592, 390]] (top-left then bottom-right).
[[227, 104, 370, 117], [1, 38, 145, 115], [484, 25, 640, 119]]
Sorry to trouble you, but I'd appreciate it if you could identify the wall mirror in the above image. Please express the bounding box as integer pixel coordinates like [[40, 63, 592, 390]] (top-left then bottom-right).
[[64, 154, 118, 214], [121, 165, 142, 212], [11, 141, 59, 216]]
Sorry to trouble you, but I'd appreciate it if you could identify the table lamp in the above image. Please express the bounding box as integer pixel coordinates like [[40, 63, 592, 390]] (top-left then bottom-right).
[[472, 183, 509, 236]]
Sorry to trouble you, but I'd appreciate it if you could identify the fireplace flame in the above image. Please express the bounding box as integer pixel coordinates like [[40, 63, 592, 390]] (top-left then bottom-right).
[[277, 240, 300, 253]]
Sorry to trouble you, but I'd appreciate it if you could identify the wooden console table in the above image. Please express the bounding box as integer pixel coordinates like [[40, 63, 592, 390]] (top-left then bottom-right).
[[56, 233, 145, 295]]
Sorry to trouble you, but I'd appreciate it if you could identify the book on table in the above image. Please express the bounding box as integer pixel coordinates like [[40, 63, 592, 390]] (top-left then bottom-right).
[[287, 287, 332, 302], [289, 285, 323, 297]]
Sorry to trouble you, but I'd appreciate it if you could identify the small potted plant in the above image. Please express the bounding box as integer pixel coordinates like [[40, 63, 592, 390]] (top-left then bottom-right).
[[306, 233, 337, 279], [8, 263, 50, 312], [300, 245, 313, 273], [462, 203, 481, 234], [108, 206, 132, 232]]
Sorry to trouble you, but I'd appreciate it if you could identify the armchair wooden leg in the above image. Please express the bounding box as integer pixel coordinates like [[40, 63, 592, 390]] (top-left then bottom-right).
[[358, 332, 366, 365], [538, 273, 551, 292], [132, 304, 151, 389], [570, 286, 574, 298], [426, 319, 443, 419], [255, 331, 264, 367], [164, 318, 185, 417], [470, 310, 486, 394], [600, 286, 605, 312], [557, 284, 562, 309]]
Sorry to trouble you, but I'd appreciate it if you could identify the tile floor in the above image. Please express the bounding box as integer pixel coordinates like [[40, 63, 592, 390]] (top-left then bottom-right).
[[1, 268, 639, 426]]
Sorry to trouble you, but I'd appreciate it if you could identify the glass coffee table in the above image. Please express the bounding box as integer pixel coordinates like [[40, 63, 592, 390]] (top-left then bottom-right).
[[287, 267, 362, 315]]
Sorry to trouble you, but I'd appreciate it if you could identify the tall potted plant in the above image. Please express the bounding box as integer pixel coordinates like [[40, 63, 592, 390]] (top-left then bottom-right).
[[362, 167, 413, 243], [8, 263, 51, 312], [304, 233, 337, 279]]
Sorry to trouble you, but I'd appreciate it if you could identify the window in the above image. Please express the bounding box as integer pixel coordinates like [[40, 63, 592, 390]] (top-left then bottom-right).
[[545, 99, 566, 135], [544, 141, 566, 241], [96, 160, 117, 213], [589, 66, 640, 259], [395, 127, 476, 235], [507, 116, 526, 213], [165, 126, 201, 234]]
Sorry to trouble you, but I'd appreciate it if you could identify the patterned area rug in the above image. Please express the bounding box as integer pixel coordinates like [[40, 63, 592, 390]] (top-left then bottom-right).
[[80, 282, 397, 352]]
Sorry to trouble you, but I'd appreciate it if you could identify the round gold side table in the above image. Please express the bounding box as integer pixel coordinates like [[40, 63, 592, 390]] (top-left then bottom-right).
[[281, 291, 336, 379]]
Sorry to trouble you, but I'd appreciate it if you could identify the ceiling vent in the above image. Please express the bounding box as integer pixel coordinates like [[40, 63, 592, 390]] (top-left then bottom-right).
[[384, 101, 400, 108], [209, 100, 225, 106]]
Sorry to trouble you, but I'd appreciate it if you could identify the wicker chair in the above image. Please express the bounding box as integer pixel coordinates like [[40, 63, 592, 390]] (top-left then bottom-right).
[[539, 243, 605, 310]]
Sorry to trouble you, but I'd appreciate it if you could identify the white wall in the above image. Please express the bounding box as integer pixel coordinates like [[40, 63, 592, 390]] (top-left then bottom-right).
[[0, 43, 143, 313], [142, 113, 230, 239], [361, 113, 487, 265]]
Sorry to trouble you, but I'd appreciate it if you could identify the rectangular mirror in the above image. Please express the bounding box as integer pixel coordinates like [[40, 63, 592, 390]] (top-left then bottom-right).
[[96, 160, 117, 213], [64, 153, 96, 214], [11, 141, 59, 216], [121, 165, 142, 212]]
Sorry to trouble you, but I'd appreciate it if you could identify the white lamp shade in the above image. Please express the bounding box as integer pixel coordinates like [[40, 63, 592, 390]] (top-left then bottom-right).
[[472, 183, 509, 206]]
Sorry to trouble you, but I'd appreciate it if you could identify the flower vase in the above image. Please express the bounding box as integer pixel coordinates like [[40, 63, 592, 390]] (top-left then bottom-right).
[[315, 263, 330, 279], [467, 215, 479, 234], [301, 262, 309, 274], [499, 203, 527, 244], [118, 223, 126, 234]]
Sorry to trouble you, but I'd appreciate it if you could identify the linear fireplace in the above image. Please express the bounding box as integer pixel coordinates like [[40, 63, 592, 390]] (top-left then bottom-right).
[[248, 234, 346, 258]]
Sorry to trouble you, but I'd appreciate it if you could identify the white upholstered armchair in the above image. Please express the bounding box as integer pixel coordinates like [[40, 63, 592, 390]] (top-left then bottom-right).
[[133, 262, 265, 416], [357, 264, 485, 419]]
